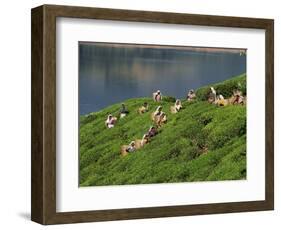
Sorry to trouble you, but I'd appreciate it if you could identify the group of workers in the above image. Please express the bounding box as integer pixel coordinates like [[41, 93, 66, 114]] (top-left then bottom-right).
[[208, 87, 246, 106], [105, 103, 129, 128], [104, 86, 245, 155], [121, 126, 158, 156]]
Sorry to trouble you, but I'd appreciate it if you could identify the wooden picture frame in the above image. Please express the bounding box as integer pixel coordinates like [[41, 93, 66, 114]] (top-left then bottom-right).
[[31, 4, 274, 225]]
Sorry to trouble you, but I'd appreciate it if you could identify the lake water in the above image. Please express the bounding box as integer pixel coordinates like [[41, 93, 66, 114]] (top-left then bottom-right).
[[79, 43, 246, 115]]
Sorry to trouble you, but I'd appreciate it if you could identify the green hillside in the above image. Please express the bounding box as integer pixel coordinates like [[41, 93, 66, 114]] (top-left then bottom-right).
[[79, 74, 246, 186]]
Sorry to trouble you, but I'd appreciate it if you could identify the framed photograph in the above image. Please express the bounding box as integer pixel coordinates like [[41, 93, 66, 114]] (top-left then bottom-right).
[[31, 4, 274, 225]]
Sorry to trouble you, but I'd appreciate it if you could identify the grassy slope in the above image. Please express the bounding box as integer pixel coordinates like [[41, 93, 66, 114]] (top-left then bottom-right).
[[80, 74, 246, 186]]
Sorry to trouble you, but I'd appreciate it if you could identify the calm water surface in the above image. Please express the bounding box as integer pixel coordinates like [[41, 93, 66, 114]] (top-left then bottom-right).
[[79, 43, 246, 115]]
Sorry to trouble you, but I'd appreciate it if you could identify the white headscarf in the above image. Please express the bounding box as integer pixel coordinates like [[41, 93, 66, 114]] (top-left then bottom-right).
[[211, 87, 216, 94], [155, 106, 162, 113], [106, 114, 113, 123], [175, 99, 181, 105], [130, 141, 135, 146]]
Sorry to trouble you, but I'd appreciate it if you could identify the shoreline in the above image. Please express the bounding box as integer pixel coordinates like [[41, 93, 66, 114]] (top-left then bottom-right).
[[80, 41, 247, 54]]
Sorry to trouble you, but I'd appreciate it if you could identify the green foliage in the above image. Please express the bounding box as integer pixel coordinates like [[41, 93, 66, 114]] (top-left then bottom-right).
[[79, 74, 247, 186], [196, 74, 246, 101], [162, 96, 176, 103]]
